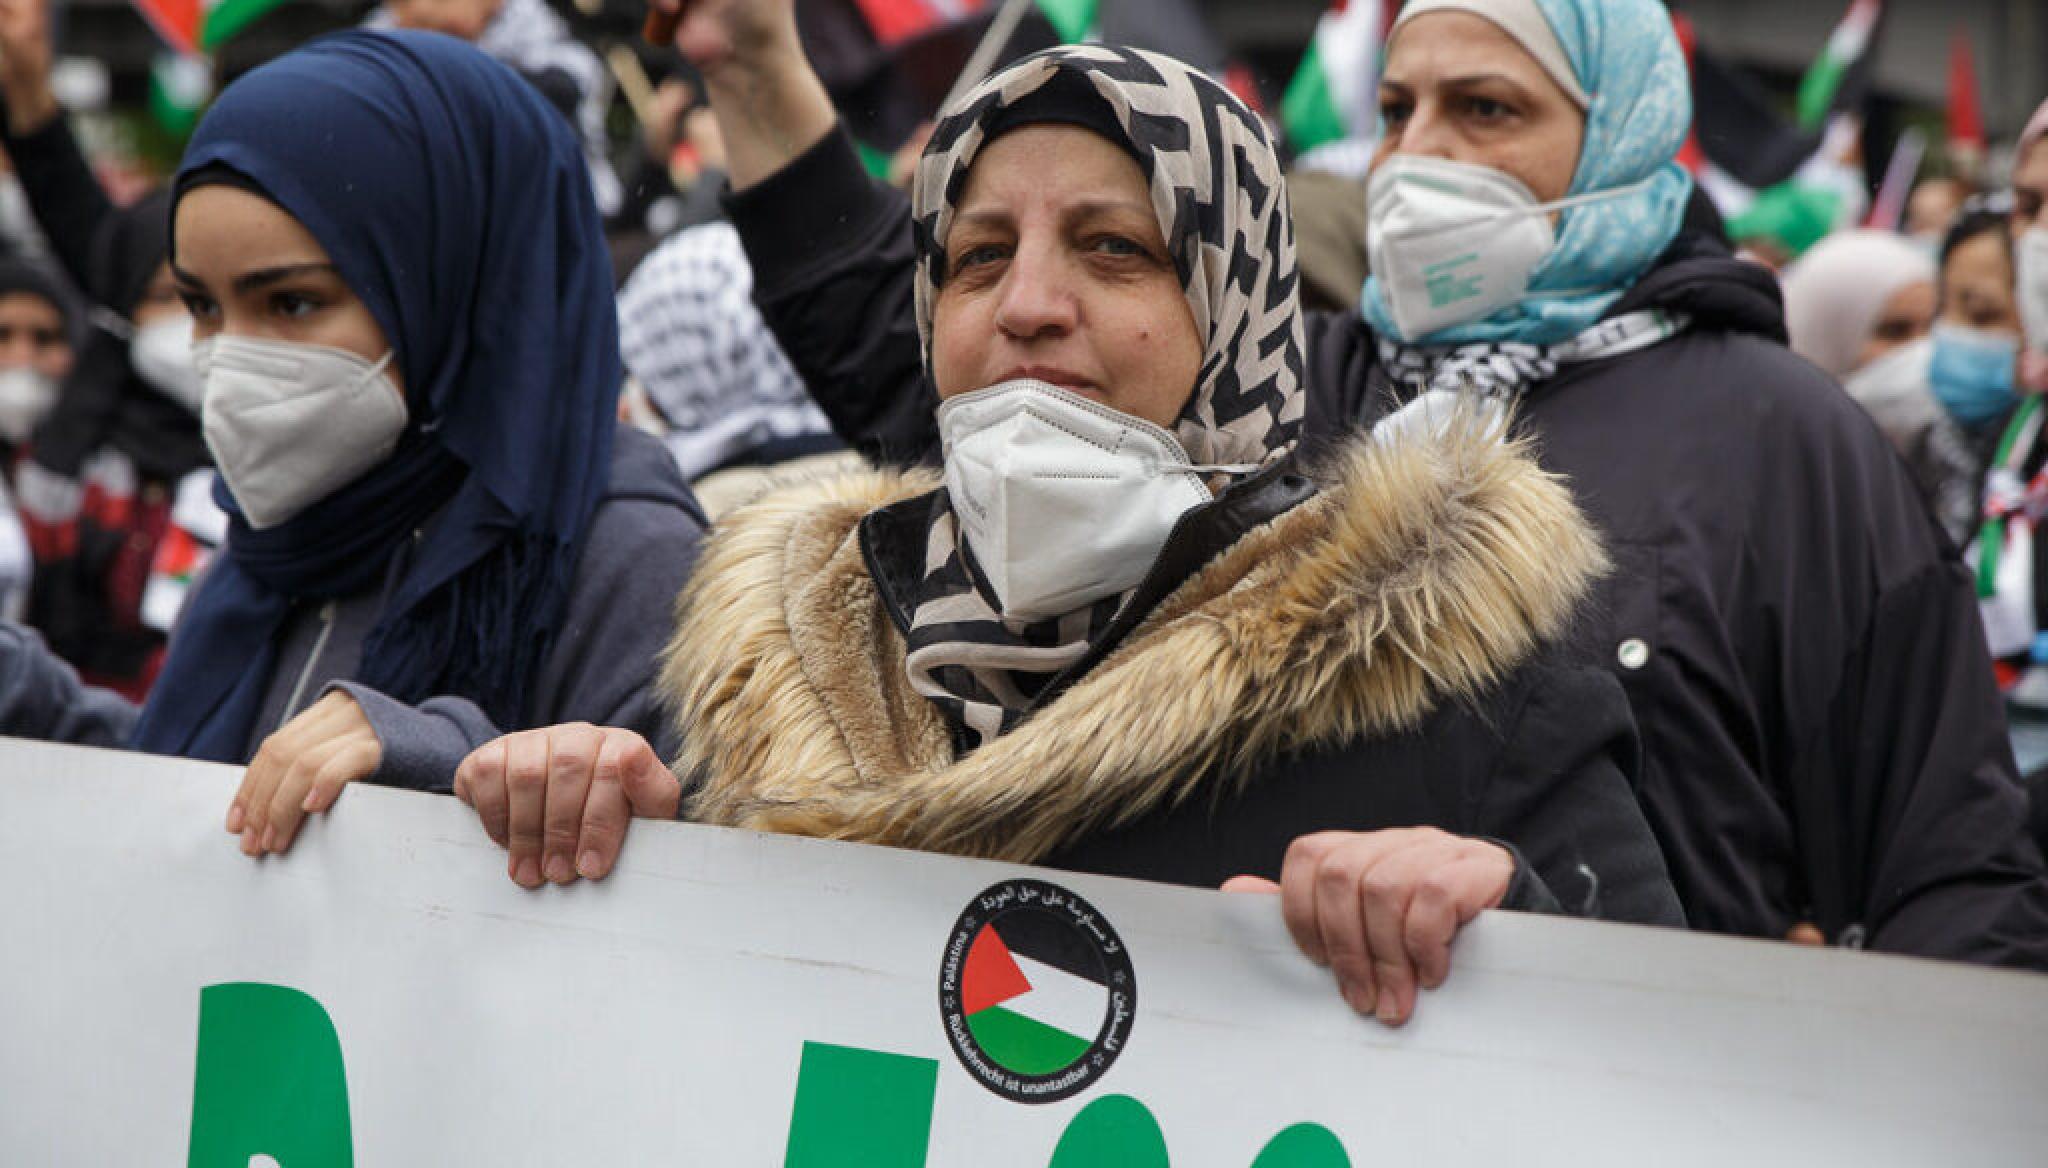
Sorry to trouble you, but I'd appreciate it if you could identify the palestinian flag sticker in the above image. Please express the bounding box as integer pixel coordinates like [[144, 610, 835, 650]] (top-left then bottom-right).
[[938, 878, 1135, 1104]]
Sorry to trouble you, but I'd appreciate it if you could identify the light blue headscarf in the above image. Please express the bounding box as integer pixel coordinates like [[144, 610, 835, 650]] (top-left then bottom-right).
[[1360, 0, 1696, 347]]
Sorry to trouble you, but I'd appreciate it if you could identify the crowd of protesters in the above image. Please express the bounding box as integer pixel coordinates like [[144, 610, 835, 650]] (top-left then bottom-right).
[[0, 0, 2044, 1026]]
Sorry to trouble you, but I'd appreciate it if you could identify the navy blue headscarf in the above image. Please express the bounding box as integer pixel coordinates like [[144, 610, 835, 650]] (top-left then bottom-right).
[[131, 30, 620, 761]]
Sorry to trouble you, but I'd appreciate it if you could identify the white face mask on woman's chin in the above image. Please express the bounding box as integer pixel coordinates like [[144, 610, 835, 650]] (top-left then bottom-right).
[[197, 335, 407, 529], [938, 378, 1255, 621]]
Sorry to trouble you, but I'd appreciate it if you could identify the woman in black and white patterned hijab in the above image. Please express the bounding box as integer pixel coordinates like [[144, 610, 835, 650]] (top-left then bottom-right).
[[899, 45, 1306, 745], [462, 44, 1679, 1032]]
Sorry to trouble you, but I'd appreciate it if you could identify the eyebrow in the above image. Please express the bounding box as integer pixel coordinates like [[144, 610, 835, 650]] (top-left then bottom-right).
[[1441, 72, 1530, 89], [953, 200, 1156, 227], [1379, 72, 1531, 94], [171, 261, 341, 295]]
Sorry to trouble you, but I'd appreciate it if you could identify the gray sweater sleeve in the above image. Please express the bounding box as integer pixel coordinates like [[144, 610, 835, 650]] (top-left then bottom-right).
[[333, 487, 705, 793], [0, 621, 139, 747]]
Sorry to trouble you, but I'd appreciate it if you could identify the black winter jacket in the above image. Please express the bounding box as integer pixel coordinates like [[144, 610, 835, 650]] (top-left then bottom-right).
[[660, 428, 1681, 929], [725, 127, 2048, 967]]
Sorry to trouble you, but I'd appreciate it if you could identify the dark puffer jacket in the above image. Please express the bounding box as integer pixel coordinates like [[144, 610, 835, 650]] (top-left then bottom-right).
[[723, 126, 2048, 968], [660, 424, 1680, 929]]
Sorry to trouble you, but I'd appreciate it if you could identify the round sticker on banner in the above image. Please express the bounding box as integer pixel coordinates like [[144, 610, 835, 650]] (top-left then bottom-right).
[[937, 878, 1136, 1104]]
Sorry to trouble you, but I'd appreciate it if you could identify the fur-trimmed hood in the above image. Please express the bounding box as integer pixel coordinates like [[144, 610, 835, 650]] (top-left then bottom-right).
[[658, 411, 1606, 864]]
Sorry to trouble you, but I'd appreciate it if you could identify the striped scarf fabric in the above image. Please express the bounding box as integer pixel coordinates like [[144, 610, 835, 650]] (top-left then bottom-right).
[[899, 46, 1304, 748], [902, 502, 1125, 744]]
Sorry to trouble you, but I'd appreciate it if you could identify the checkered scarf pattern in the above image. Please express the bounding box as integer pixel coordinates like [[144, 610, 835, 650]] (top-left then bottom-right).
[[617, 223, 828, 479], [1375, 309, 1691, 398]]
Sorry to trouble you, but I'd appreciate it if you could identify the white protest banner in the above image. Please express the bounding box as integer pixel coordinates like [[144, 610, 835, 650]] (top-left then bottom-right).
[[3, 738, 2047, 1166]]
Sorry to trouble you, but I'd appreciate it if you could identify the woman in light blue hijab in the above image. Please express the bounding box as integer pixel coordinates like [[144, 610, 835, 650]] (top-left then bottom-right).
[[1368, 0, 1687, 356], [1359, 0, 1700, 389], [1329, 0, 2048, 968]]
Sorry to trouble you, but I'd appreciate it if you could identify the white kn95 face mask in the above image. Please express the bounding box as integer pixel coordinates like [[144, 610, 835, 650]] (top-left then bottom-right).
[[937, 379, 1257, 622], [196, 335, 407, 530], [1367, 153, 1648, 340]]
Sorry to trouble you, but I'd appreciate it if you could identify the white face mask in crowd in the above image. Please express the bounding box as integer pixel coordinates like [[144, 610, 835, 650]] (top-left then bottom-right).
[[128, 314, 206, 413], [1366, 154, 1647, 341], [0, 365, 56, 443], [196, 335, 407, 530], [128, 313, 205, 413], [1842, 336, 1933, 403], [937, 379, 1257, 622], [2016, 227, 2048, 356]]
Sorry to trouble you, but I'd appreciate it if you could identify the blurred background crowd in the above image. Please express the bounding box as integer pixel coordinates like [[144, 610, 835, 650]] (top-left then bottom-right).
[[3, 0, 2048, 856]]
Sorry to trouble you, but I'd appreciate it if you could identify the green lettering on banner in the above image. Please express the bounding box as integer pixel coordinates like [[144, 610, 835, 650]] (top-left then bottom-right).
[[784, 1042, 939, 1168], [187, 983, 353, 1168], [783, 1041, 1355, 1166], [1048, 1095, 1169, 1167], [1251, 1123, 1351, 1167]]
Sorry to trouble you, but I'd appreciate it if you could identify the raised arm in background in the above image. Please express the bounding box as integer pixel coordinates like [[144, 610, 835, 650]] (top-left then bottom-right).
[[654, 0, 938, 465], [0, 0, 117, 291]]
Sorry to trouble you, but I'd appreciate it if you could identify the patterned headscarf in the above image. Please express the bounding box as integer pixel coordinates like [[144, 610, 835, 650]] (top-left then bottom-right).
[[1360, 0, 1696, 350], [898, 45, 1303, 746]]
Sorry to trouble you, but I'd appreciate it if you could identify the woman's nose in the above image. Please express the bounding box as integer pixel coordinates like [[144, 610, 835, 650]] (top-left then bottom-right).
[[993, 246, 1078, 340]]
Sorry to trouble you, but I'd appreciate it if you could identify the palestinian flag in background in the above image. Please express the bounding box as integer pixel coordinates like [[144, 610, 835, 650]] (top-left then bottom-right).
[[131, 0, 287, 56], [1281, 0, 1393, 155], [146, 51, 212, 138], [1947, 27, 1986, 174], [809, 0, 1223, 171], [849, 0, 991, 47], [1676, 2, 1885, 258], [959, 910, 1109, 1075], [1795, 0, 1881, 131], [848, 0, 1097, 46]]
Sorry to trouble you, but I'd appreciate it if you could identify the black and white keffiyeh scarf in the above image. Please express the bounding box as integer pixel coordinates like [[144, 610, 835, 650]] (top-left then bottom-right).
[[1375, 309, 1691, 399], [897, 46, 1306, 747], [617, 222, 829, 479]]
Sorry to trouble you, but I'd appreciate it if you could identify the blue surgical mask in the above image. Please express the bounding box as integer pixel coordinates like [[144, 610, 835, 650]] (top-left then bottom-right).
[[1929, 322, 2020, 426]]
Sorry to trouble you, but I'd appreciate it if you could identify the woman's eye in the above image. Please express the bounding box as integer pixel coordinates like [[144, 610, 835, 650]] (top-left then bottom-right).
[[271, 291, 320, 319], [954, 244, 1007, 269], [178, 291, 218, 319], [1090, 235, 1147, 258], [1378, 99, 1412, 127], [1464, 96, 1514, 122]]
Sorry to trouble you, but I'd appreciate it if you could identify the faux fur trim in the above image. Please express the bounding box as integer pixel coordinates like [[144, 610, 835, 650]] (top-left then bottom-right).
[[658, 412, 1606, 864]]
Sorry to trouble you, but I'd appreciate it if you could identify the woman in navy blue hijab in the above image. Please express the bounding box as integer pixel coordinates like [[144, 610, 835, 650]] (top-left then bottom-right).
[[128, 30, 706, 863]]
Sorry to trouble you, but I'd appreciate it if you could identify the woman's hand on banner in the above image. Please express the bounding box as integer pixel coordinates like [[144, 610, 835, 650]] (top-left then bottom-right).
[[454, 724, 680, 889], [228, 690, 382, 857], [1221, 828, 1513, 1028]]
